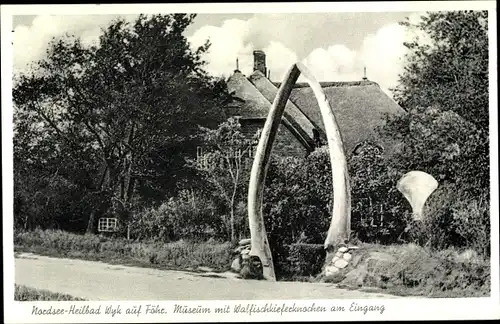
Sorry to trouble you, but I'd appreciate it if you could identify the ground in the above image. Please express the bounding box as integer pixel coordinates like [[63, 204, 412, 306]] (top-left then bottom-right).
[[15, 253, 402, 300]]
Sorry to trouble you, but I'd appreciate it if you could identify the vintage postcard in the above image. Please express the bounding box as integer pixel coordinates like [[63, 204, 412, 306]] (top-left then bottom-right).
[[2, 1, 499, 323]]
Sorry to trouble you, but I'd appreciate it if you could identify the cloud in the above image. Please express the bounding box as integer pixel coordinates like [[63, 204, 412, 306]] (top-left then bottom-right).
[[297, 22, 410, 94], [14, 12, 428, 96], [188, 12, 427, 96], [359, 23, 408, 93], [13, 14, 137, 75], [301, 44, 359, 82], [188, 18, 254, 79], [261, 41, 298, 80]]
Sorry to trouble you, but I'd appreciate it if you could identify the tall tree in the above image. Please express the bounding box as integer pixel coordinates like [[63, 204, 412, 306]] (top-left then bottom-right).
[[13, 14, 231, 232], [384, 11, 489, 194]]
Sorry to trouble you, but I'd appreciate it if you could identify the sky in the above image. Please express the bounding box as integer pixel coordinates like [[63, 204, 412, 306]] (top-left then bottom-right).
[[12, 12, 427, 95]]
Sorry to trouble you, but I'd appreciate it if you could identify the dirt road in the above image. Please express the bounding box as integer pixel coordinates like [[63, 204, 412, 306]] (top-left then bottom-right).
[[15, 253, 401, 300]]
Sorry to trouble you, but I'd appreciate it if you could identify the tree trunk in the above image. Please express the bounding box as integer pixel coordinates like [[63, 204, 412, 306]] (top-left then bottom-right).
[[248, 63, 351, 281], [230, 198, 236, 242], [86, 211, 96, 234], [230, 165, 240, 242]]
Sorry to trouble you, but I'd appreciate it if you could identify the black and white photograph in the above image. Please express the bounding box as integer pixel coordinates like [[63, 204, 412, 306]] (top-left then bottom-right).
[[2, 1, 499, 323]]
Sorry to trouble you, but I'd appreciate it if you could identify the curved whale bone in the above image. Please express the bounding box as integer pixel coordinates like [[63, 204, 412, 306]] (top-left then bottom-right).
[[397, 170, 439, 221], [247, 62, 351, 281]]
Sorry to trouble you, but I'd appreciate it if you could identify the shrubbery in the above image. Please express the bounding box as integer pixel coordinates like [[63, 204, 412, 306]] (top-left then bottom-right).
[[408, 184, 490, 256], [263, 147, 410, 249], [15, 229, 233, 272], [261, 137, 490, 276], [286, 243, 326, 278], [129, 190, 226, 242]]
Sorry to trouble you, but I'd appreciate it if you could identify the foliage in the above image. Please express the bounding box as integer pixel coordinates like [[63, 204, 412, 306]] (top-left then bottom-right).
[[13, 14, 229, 232], [263, 146, 411, 256], [407, 184, 490, 256], [388, 10, 489, 194], [129, 190, 225, 242], [286, 243, 326, 277], [15, 229, 233, 272], [394, 11, 488, 129], [373, 10, 491, 255], [381, 106, 488, 196], [264, 151, 331, 248], [349, 142, 410, 243], [15, 285, 86, 301], [262, 151, 334, 278], [189, 117, 259, 241]]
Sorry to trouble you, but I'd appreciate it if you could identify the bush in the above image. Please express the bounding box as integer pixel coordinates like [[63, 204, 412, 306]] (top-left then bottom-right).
[[264, 146, 410, 251], [286, 243, 326, 277], [264, 152, 332, 245], [349, 142, 409, 244], [408, 184, 490, 256], [263, 153, 332, 277], [130, 190, 225, 242]]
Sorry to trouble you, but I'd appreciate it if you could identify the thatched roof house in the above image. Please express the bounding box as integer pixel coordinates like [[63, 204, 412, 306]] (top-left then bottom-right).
[[225, 50, 404, 157]]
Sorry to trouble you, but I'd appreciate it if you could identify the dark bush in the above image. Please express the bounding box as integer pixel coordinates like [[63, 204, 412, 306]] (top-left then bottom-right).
[[129, 190, 226, 242], [349, 142, 410, 243], [263, 153, 332, 278], [407, 184, 490, 256], [286, 243, 326, 277]]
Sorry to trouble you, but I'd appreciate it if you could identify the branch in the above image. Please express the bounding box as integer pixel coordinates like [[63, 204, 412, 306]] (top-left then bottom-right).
[[33, 101, 77, 147]]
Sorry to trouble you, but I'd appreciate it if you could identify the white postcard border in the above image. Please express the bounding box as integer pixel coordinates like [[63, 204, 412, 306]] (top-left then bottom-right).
[[2, 1, 499, 323]]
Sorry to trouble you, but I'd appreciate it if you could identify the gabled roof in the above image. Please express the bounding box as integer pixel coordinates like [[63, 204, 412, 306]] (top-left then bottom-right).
[[226, 70, 271, 119], [279, 81, 405, 150], [227, 70, 316, 151], [227, 71, 405, 152], [248, 71, 320, 149]]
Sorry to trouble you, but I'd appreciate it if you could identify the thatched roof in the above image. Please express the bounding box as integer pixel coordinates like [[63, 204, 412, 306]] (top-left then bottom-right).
[[248, 71, 320, 149], [226, 70, 271, 119], [274, 80, 405, 151], [226, 71, 405, 152]]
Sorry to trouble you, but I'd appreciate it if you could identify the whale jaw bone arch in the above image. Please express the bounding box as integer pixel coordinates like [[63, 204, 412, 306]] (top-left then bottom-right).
[[247, 62, 352, 281]]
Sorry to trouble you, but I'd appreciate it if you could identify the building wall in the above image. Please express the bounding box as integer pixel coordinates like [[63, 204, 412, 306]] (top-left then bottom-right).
[[239, 119, 308, 158]]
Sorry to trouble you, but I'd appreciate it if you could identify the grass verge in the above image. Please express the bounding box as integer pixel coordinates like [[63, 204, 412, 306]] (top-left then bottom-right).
[[14, 229, 490, 298], [15, 284, 86, 301], [324, 243, 491, 298], [14, 229, 233, 273]]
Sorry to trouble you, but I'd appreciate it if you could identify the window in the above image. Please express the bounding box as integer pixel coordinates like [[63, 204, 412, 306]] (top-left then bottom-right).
[[98, 218, 118, 233], [196, 146, 209, 170], [197, 143, 258, 170]]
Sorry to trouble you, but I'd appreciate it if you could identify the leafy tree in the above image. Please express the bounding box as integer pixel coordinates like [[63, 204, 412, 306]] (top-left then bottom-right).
[[376, 11, 490, 253], [190, 117, 259, 241], [13, 14, 230, 232], [386, 10, 489, 194]]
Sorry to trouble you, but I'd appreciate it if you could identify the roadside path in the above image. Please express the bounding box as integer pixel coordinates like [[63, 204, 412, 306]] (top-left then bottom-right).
[[15, 253, 401, 300]]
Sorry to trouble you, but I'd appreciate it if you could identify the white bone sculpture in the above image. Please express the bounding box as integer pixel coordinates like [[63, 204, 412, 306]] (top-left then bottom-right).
[[247, 63, 351, 281], [397, 171, 438, 221]]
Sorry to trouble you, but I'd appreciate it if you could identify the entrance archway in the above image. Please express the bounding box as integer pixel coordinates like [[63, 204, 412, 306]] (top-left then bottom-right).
[[247, 63, 352, 281]]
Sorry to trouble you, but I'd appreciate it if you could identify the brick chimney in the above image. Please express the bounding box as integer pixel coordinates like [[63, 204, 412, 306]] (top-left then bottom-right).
[[253, 50, 267, 76]]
